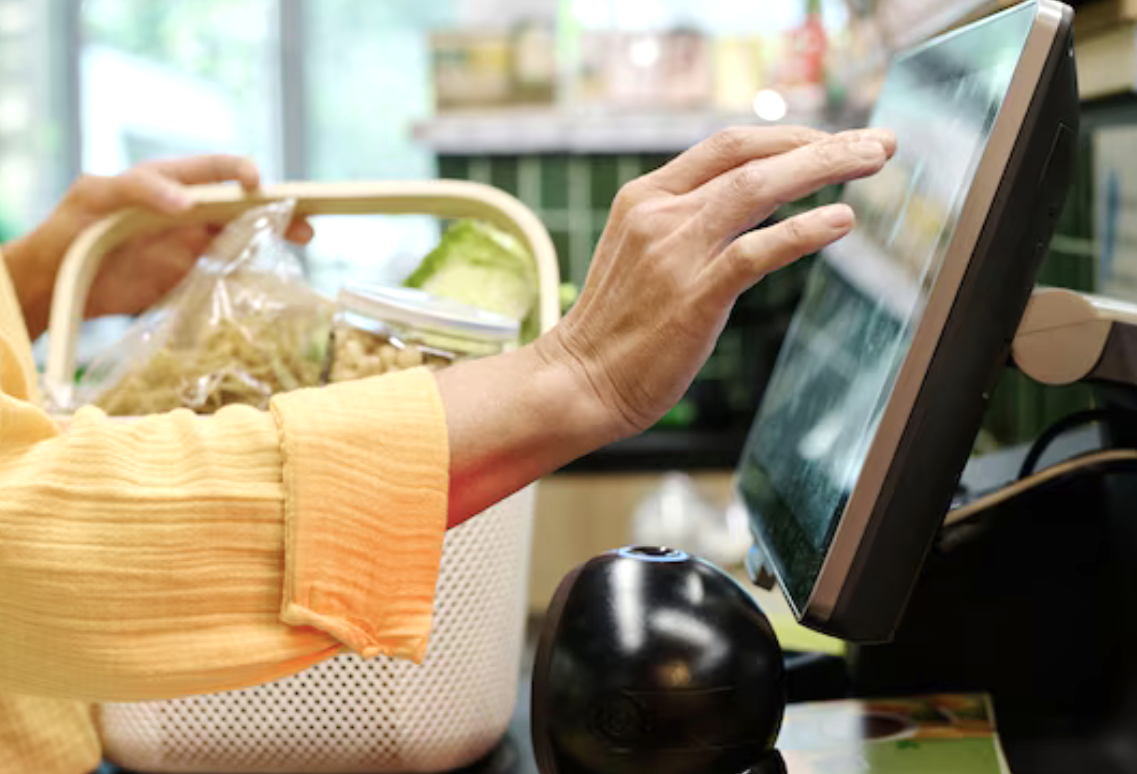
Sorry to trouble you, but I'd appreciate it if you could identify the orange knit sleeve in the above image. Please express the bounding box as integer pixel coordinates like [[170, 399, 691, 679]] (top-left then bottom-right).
[[273, 371, 449, 661], [0, 366, 448, 702]]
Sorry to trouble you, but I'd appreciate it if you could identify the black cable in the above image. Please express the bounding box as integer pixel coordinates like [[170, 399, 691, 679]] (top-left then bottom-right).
[[1017, 407, 1116, 480]]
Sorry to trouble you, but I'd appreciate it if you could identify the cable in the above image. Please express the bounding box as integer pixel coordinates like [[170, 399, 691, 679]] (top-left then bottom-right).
[[1017, 408, 1116, 480], [945, 449, 1137, 528]]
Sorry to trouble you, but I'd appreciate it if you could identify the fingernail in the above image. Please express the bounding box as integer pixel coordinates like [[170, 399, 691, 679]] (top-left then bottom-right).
[[821, 205, 854, 229], [165, 187, 194, 211], [850, 140, 885, 161], [239, 157, 261, 189], [865, 128, 897, 153]]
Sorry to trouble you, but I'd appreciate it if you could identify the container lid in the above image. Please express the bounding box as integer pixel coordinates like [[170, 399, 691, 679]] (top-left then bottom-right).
[[338, 283, 521, 342]]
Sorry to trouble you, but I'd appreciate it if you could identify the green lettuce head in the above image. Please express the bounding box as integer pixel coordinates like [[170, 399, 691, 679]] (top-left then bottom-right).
[[405, 220, 540, 343]]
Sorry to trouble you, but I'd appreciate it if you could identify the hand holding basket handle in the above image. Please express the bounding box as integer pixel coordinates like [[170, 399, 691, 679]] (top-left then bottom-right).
[[4, 155, 313, 338]]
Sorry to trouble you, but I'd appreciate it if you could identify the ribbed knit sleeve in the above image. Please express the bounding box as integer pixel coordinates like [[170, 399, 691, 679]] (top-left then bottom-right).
[[273, 372, 449, 662], [0, 693, 100, 773], [0, 364, 448, 703]]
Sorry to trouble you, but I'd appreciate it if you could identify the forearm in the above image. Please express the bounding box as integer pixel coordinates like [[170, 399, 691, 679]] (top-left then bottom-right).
[[0, 401, 337, 700], [436, 342, 620, 527], [0, 370, 448, 701]]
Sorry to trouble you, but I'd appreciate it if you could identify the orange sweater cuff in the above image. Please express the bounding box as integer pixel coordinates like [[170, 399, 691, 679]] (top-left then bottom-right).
[[271, 368, 449, 662]]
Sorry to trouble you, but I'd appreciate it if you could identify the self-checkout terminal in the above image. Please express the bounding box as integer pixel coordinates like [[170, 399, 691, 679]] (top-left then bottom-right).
[[532, 3, 1137, 773]]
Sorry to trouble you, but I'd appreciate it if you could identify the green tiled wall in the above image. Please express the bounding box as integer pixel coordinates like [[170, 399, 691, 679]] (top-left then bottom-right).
[[440, 141, 1097, 450], [439, 153, 671, 288]]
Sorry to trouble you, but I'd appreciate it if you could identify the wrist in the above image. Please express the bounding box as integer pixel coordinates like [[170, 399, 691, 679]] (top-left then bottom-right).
[[434, 337, 628, 526], [524, 339, 628, 450], [529, 328, 642, 445], [2, 232, 54, 339]]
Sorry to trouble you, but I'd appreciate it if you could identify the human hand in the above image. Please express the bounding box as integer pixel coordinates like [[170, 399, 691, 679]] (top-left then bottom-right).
[[536, 125, 896, 436], [2, 155, 314, 338]]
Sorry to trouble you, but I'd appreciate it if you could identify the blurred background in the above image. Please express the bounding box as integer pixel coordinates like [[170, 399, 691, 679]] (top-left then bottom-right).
[[0, 0, 1129, 612]]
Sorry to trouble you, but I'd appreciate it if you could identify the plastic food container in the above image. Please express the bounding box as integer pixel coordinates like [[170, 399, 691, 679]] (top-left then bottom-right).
[[327, 284, 520, 382]]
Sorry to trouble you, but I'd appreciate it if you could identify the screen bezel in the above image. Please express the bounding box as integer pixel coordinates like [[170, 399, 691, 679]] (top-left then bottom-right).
[[812, 1, 1068, 618], [741, 0, 1074, 639]]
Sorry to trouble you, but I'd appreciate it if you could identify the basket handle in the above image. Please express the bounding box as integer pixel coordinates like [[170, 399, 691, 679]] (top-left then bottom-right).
[[45, 179, 561, 391]]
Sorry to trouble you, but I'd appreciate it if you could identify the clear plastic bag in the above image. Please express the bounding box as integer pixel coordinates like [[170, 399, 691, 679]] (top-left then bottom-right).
[[77, 200, 334, 416]]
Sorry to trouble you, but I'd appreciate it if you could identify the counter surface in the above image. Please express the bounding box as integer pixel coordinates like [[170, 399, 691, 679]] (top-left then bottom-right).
[[98, 676, 1117, 774]]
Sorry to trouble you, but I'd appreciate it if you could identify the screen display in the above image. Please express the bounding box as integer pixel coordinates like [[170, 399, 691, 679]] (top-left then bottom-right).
[[737, 3, 1037, 610]]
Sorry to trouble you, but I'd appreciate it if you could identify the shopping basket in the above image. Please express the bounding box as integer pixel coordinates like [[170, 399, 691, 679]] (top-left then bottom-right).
[[44, 180, 560, 773]]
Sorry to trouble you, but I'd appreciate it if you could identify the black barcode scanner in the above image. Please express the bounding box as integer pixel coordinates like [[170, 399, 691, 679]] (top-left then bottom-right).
[[531, 547, 787, 774]]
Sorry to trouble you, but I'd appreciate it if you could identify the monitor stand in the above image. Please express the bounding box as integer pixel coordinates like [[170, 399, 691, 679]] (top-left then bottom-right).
[[848, 286, 1137, 773]]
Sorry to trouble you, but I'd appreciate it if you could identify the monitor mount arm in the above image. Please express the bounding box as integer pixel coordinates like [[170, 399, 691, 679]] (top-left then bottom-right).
[[1013, 287, 1137, 389], [941, 287, 1137, 527]]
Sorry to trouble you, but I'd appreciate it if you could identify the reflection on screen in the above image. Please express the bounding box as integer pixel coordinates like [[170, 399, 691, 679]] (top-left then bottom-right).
[[738, 3, 1035, 607]]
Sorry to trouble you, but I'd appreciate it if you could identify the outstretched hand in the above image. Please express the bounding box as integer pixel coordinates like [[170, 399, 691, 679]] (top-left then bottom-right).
[[537, 125, 897, 435]]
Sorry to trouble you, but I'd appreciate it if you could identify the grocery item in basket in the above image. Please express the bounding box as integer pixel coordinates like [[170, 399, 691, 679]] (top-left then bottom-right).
[[404, 219, 540, 342], [78, 200, 333, 415], [327, 284, 519, 382]]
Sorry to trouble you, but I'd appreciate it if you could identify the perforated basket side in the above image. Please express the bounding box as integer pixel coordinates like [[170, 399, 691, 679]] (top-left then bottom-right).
[[99, 485, 535, 774]]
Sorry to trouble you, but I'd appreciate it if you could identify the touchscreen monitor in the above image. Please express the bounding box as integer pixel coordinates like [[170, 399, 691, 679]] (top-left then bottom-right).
[[738, 0, 1078, 642]]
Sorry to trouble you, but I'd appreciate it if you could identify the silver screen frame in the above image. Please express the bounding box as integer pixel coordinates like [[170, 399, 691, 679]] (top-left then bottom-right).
[[791, 1, 1071, 624]]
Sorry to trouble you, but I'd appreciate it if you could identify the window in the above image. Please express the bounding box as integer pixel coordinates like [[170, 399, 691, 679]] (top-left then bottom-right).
[[81, 0, 282, 178], [301, 0, 454, 295], [0, 0, 71, 235], [75, 0, 460, 298]]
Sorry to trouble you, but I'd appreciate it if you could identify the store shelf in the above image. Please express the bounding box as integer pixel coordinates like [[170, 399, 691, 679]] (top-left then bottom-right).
[[415, 110, 852, 156]]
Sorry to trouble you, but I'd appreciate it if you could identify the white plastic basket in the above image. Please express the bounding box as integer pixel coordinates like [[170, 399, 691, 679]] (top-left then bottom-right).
[[44, 180, 560, 773]]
